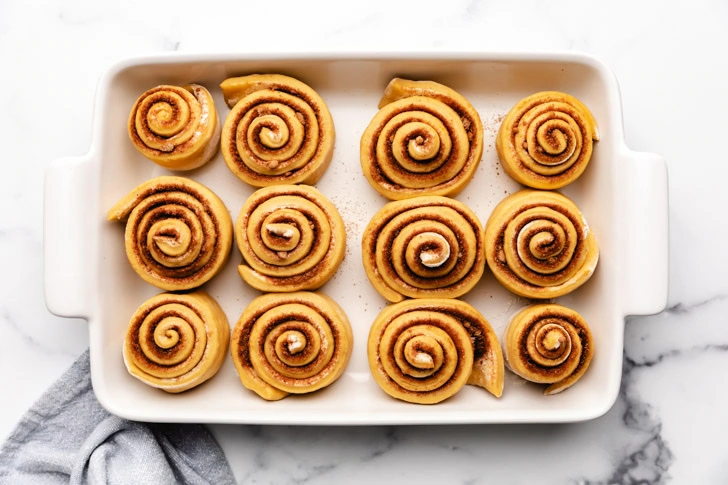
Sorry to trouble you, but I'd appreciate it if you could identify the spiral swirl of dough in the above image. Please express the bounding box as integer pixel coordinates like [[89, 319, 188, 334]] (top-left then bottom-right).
[[484, 190, 598, 299], [361, 78, 484, 200], [230, 292, 353, 401], [107, 176, 233, 291], [368, 299, 503, 404], [128, 84, 220, 171], [503, 304, 593, 395], [236, 185, 346, 292], [496, 91, 598, 189], [362, 196, 485, 302], [220, 74, 335, 187], [123, 291, 230, 393]]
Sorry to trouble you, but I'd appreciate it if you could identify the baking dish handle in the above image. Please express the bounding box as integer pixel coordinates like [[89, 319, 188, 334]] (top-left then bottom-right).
[[621, 149, 669, 316], [44, 155, 93, 319]]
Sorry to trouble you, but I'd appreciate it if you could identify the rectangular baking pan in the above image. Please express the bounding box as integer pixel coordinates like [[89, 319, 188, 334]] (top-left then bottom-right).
[[44, 52, 668, 424]]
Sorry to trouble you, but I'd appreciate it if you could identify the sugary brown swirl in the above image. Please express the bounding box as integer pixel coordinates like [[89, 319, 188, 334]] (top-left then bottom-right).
[[230, 292, 353, 401], [128, 84, 220, 171], [361, 78, 483, 200], [503, 304, 593, 395], [496, 91, 598, 189], [484, 190, 599, 299], [220, 74, 335, 187], [368, 299, 504, 404], [123, 291, 229, 393], [107, 176, 233, 291], [362, 196, 484, 302], [133, 89, 197, 151], [236, 185, 346, 292]]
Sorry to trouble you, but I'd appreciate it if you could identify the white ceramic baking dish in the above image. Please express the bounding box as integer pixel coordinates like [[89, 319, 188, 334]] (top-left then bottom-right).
[[44, 52, 668, 424]]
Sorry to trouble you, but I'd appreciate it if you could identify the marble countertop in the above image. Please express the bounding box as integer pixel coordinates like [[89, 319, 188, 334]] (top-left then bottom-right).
[[2, 0, 726, 483]]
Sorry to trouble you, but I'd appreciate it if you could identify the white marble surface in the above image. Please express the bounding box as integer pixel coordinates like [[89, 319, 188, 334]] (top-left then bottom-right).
[[1, 0, 727, 483]]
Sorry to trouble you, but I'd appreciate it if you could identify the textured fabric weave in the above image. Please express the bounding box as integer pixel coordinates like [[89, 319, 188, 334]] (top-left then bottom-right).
[[0, 350, 235, 485]]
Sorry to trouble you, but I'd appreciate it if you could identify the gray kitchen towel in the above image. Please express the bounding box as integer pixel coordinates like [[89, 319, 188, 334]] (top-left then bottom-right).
[[0, 350, 236, 485]]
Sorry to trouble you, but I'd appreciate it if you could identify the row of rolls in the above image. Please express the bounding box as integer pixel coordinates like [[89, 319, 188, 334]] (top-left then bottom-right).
[[112, 73, 600, 404], [122, 288, 592, 402], [128, 76, 598, 192]]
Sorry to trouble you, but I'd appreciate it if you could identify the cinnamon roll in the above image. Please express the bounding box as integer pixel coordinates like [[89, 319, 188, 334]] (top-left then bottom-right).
[[361, 78, 483, 200], [128, 84, 220, 171], [368, 299, 503, 404], [220, 74, 335, 187], [484, 190, 598, 299], [503, 304, 593, 394], [107, 176, 233, 291], [496, 91, 598, 189], [123, 291, 230, 393], [362, 196, 484, 302], [236, 185, 345, 292], [230, 292, 353, 401]]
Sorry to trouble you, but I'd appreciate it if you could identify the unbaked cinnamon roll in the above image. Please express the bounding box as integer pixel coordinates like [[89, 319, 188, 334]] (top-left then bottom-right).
[[107, 176, 233, 291], [484, 190, 598, 299], [128, 84, 220, 171], [496, 91, 598, 189], [503, 304, 593, 394], [236, 185, 345, 292], [368, 299, 503, 404], [362, 196, 485, 302], [361, 78, 483, 200], [123, 291, 230, 393], [230, 292, 353, 400], [220, 74, 335, 187]]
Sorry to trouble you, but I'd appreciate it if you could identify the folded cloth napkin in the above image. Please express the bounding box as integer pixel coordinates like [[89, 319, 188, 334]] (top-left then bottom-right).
[[0, 350, 236, 485]]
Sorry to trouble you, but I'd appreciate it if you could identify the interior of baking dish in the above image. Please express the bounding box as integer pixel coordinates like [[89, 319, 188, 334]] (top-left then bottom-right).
[[85, 54, 628, 424]]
